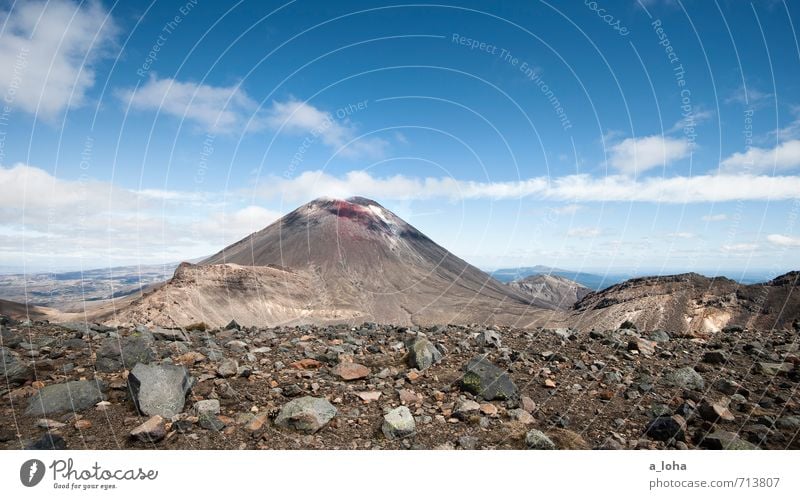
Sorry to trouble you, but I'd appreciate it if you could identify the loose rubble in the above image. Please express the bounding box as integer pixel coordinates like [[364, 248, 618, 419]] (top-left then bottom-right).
[[0, 317, 798, 450]]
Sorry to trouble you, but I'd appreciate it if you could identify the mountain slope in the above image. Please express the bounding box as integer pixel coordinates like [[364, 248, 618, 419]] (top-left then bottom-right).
[[112, 197, 559, 327], [571, 272, 800, 333], [507, 274, 591, 310]]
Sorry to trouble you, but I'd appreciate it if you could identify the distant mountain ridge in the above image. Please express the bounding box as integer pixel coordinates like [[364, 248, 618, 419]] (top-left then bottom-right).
[[507, 274, 591, 310]]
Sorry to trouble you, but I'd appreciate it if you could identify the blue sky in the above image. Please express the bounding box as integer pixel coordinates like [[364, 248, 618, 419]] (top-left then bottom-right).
[[1, 0, 799, 276]]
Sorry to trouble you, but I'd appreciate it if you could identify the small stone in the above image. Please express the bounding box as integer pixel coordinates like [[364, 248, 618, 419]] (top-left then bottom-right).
[[35, 419, 65, 429], [664, 367, 705, 391], [644, 416, 686, 442], [458, 435, 480, 450], [398, 389, 423, 406], [128, 363, 194, 418], [406, 336, 442, 370], [543, 379, 557, 389], [193, 399, 221, 417], [151, 327, 188, 342], [331, 362, 370, 380], [477, 330, 502, 348], [702, 350, 727, 364], [714, 379, 749, 397], [25, 433, 67, 450], [520, 396, 536, 413], [628, 338, 656, 357], [217, 359, 238, 378], [0, 346, 31, 386], [480, 403, 498, 416], [702, 430, 758, 450], [130, 415, 166, 443], [508, 408, 535, 424], [525, 429, 556, 450], [198, 413, 226, 431], [74, 419, 92, 430], [289, 358, 321, 370], [757, 362, 792, 376], [382, 406, 416, 440], [453, 399, 481, 419], [176, 351, 206, 365], [275, 396, 336, 434], [25, 380, 106, 416], [357, 391, 382, 402], [461, 356, 519, 401], [698, 400, 735, 423]]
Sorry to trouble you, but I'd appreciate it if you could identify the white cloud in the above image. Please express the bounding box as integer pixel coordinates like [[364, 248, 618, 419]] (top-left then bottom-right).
[[767, 234, 800, 247], [667, 107, 714, 134], [701, 214, 728, 222], [0, 163, 276, 266], [118, 76, 257, 132], [566, 227, 601, 238], [551, 204, 582, 215], [666, 232, 694, 239], [726, 84, 772, 106], [608, 135, 691, 175], [264, 98, 388, 159], [0, 0, 117, 120], [257, 169, 800, 204], [721, 243, 759, 253], [719, 140, 800, 173]]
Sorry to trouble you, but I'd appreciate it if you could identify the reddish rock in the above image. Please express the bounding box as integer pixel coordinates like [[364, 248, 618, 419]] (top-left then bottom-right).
[[289, 358, 322, 370], [331, 362, 371, 380], [130, 415, 166, 443]]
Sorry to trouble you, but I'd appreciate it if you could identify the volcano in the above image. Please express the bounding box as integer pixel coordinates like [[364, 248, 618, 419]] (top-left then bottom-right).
[[111, 197, 558, 327]]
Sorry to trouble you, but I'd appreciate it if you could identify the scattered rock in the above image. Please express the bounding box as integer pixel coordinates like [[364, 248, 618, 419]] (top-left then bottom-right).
[[757, 362, 792, 377], [357, 391, 382, 402], [406, 336, 442, 370], [702, 350, 727, 364], [96, 336, 154, 372], [664, 367, 705, 391], [701, 430, 759, 450], [525, 429, 556, 449], [644, 416, 686, 442], [193, 399, 221, 417], [461, 356, 519, 401], [698, 400, 735, 423], [477, 330, 502, 348], [128, 363, 194, 418], [331, 362, 370, 381], [275, 396, 336, 434], [130, 415, 166, 443], [152, 327, 188, 342], [453, 399, 481, 419], [0, 346, 31, 386], [289, 358, 321, 370], [25, 380, 106, 416], [382, 406, 416, 440], [628, 337, 656, 357], [216, 359, 238, 378], [26, 433, 67, 450]]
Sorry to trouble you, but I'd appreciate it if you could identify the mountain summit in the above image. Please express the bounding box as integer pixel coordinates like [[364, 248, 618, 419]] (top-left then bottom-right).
[[115, 197, 555, 327]]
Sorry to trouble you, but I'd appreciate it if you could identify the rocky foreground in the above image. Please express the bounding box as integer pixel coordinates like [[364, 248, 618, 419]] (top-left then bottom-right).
[[1, 316, 799, 450]]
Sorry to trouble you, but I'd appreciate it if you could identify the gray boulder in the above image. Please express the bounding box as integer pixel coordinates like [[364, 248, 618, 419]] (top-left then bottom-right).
[[382, 406, 416, 440], [406, 335, 442, 370], [1, 326, 21, 348], [664, 367, 705, 391], [461, 356, 519, 401], [152, 327, 189, 342], [525, 429, 556, 449], [128, 363, 194, 418], [275, 396, 336, 434], [477, 330, 502, 348], [1, 346, 31, 386], [96, 336, 155, 372], [25, 380, 106, 416]]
